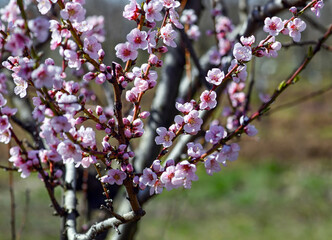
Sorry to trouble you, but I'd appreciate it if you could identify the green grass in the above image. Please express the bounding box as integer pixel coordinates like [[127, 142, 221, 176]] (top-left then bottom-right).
[[137, 160, 332, 240]]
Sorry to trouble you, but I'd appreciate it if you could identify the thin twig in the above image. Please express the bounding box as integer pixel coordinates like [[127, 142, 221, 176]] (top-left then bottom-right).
[[269, 84, 332, 114]]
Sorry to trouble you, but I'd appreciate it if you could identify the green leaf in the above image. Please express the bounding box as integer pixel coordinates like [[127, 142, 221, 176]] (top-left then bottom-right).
[[278, 81, 286, 91], [292, 75, 300, 84]]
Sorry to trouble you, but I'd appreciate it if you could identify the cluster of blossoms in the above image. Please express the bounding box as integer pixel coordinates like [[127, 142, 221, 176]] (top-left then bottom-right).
[[0, 0, 325, 209]]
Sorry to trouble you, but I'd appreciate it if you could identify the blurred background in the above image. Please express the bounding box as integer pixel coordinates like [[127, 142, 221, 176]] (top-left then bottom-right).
[[0, 0, 332, 239]]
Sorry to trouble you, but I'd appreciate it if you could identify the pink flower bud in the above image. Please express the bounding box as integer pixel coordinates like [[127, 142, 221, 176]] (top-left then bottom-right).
[[108, 118, 115, 125], [99, 63, 106, 72], [165, 159, 175, 167], [157, 46, 168, 53], [126, 164, 133, 172], [76, 116, 87, 124], [123, 118, 130, 125], [139, 111, 150, 119], [96, 123, 104, 130], [148, 54, 159, 65], [55, 169, 63, 179], [289, 6, 297, 14], [83, 72, 96, 82], [105, 128, 112, 134], [121, 81, 128, 88], [96, 105, 103, 115]]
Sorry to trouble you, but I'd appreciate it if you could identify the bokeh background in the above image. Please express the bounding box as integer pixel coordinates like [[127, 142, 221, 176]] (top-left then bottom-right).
[[0, 0, 332, 239]]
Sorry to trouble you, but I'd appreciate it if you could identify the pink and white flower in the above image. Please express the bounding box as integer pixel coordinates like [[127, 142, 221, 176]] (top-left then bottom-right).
[[115, 42, 138, 62], [160, 23, 177, 48], [205, 124, 226, 145], [204, 154, 221, 176], [144, 1, 163, 22], [57, 140, 82, 164], [84, 36, 102, 60], [206, 68, 225, 85], [187, 142, 204, 158], [287, 18, 306, 42], [101, 169, 127, 185], [60, 2, 86, 22], [155, 127, 176, 148], [126, 28, 148, 50], [233, 43, 252, 62], [199, 90, 217, 110], [263, 16, 284, 36], [161, 0, 181, 9], [311, 1, 324, 17], [183, 110, 203, 135]]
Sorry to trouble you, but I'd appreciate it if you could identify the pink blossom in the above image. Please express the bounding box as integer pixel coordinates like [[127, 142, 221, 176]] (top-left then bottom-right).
[[57, 140, 82, 164], [160, 165, 183, 191], [311, 1, 324, 17], [287, 18, 306, 42], [57, 93, 81, 114], [152, 160, 163, 172], [187, 142, 205, 158], [36, 0, 57, 15], [64, 49, 81, 70], [175, 160, 198, 181], [4, 33, 31, 56], [187, 25, 201, 41], [199, 90, 217, 110], [215, 16, 234, 34], [205, 124, 226, 145], [233, 43, 252, 62], [169, 8, 183, 29], [50, 116, 71, 133], [155, 127, 176, 148], [183, 110, 203, 135], [204, 154, 221, 176], [101, 169, 127, 185], [31, 64, 61, 89], [260, 36, 282, 58], [160, 23, 177, 48], [80, 155, 97, 168], [28, 17, 50, 42], [150, 179, 164, 195], [217, 143, 240, 162], [126, 87, 140, 103], [60, 2, 86, 22], [84, 36, 102, 60], [0, 115, 10, 133], [161, 0, 181, 8], [244, 124, 258, 137], [126, 28, 148, 50], [208, 47, 221, 65], [263, 16, 284, 36], [0, 129, 11, 144], [180, 9, 197, 24], [206, 68, 225, 85], [139, 168, 157, 187], [123, 0, 140, 21], [13, 77, 28, 98], [144, 1, 163, 22], [175, 101, 193, 114], [240, 35, 255, 46], [228, 59, 247, 83], [115, 42, 138, 62], [134, 78, 149, 93], [77, 126, 96, 148]]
